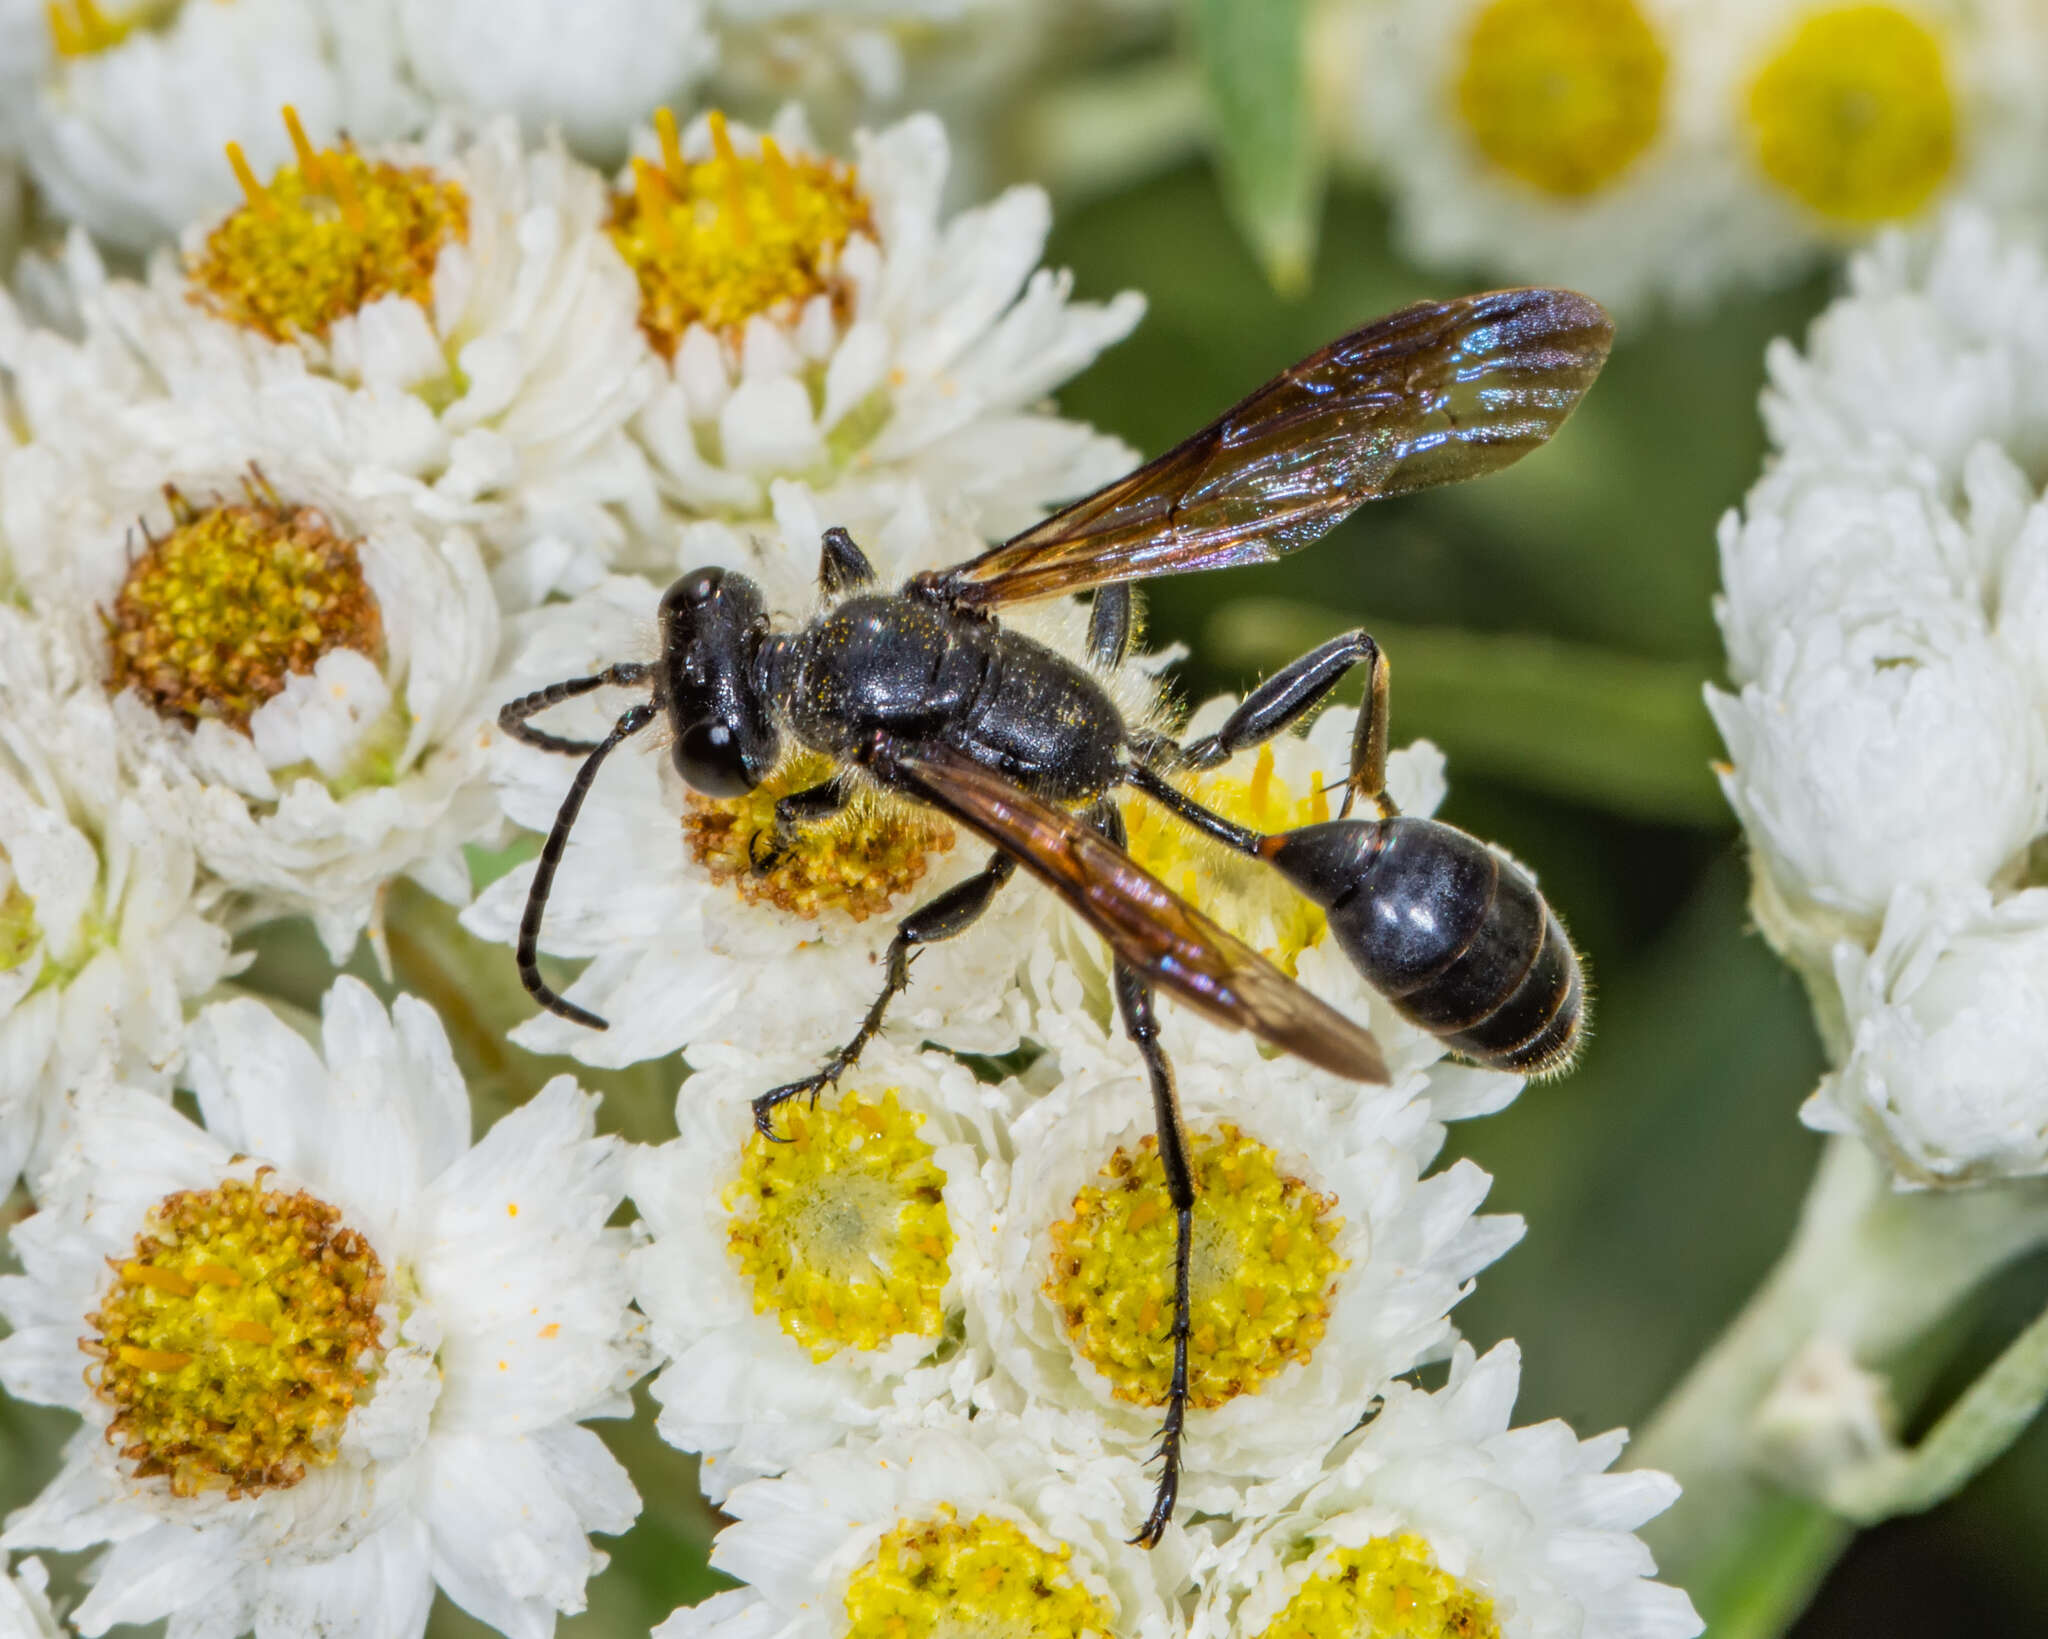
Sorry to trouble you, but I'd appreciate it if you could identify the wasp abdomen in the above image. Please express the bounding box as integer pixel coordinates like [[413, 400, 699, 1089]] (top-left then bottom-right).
[[1260, 817, 1583, 1076]]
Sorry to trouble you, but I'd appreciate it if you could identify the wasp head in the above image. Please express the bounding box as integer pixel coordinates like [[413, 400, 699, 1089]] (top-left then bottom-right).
[[657, 567, 781, 797]]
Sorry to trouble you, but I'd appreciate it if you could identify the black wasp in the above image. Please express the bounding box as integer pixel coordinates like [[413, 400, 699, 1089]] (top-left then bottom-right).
[[501, 287, 1612, 1545]]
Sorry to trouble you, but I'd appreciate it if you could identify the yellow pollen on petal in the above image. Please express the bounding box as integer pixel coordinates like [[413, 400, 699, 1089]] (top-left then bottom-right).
[[187, 107, 468, 341], [1121, 747, 1331, 972], [104, 479, 384, 731], [45, 0, 174, 56], [683, 752, 954, 922], [82, 1175, 387, 1499], [607, 106, 872, 357], [841, 1507, 1116, 1639], [1254, 1533, 1501, 1639], [1454, 0, 1668, 198], [1046, 1122, 1345, 1410], [722, 1088, 956, 1362], [1745, 5, 1956, 226]]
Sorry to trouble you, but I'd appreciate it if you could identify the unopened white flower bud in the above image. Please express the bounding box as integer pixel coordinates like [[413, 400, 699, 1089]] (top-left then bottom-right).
[[1751, 1337, 1898, 1497]]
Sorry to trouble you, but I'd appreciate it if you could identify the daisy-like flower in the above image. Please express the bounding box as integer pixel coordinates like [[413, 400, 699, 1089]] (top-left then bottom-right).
[[973, 1011, 1523, 1511], [1189, 1341, 1701, 1639], [628, 1036, 1012, 1500], [1807, 881, 2048, 1185], [1070, 693, 1526, 1119], [0, 327, 507, 957], [0, 0, 423, 254], [461, 483, 1161, 1069], [0, 606, 235, 1198], [391, 0, 714, 163], [654, 1420, 1195, 1639], [616, 106, 1144, 555], [0, 979, 649, 1639], [0, 1558, 61, 1639], [82, 109, 665, 610], [1709, 211, 2048, 983], [1358, 0, 1774, 317]]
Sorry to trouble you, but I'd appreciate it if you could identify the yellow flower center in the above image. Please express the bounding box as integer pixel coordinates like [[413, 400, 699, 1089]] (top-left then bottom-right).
[[842, 1507, 1116, 1639], [1745, 5, 1956, 226], [723, 1088, 956, 1362], [1454, 0, 1668, 198], [188, 106, 468, 342], [683, 751, 954, 922], [609, 108, 871, 358], [1047, 1122, 1345, 1410], [82, 1174, 387, 1498], [105, 480, 384, 731], [45, 0, 174, 56], [1257, 1534, 1501, 1639], [1123, 743, 1330, 972]]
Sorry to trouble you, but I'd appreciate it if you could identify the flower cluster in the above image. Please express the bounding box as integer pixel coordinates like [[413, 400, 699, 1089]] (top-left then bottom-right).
[[0, 95, 1701, 1639], [0, 0, 1034, 255], [1349, 0, 2048, 316], [1710, 206, 2048, 1184]]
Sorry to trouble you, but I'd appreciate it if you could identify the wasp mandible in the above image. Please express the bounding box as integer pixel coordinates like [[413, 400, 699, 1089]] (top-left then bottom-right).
[[500, 286, 1613, 1546]]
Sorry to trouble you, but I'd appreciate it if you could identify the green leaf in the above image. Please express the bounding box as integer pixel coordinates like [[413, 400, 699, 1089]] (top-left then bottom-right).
[[1204, 598, 1729, 826], [1188, 0, 1320, 295]]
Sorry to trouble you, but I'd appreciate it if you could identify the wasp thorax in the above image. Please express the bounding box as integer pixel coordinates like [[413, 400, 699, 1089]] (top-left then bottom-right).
[[1047, 1122, 1346, 1410], [189, 108, 467, 343], [82, 1175, 387, 1498], [840, 1507, 1116, 1639], [1455, 0, 1668, 199], [723, 1088, 955, 1361], [609, 108, 870, 358], [1745, 5, 1955, 225], [1124, 742, 1332, 972], [1252, 1534, 1501, 1639], [683, 751, 954, 920], [106, 484, 384, 731]]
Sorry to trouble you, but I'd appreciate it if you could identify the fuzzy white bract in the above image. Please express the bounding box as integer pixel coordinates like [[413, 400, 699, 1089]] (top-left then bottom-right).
[[1355, 0, 2048, 318], [0, 307, 508, 958], [0, 0, 422, 254], [974, 1008, 1523, 1509], [654, 1422, 1195, 1639], [620, 107, 1144, 559], [1190, 1342, 1700, 1639], [627, 1037, 1012, 1500], [462, 488, 1157, 1069], [0, 979, 648, 1639], [1711, 207, 2048, 1179], [0, 607, 234, 1198]]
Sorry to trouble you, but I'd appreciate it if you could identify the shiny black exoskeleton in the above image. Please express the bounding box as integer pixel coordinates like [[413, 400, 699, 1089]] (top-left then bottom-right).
[[1262, 818, 1582, 1072]]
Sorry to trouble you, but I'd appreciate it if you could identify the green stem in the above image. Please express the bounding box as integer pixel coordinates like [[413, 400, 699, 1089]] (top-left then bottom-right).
[[1633, 1139, 2048, 1635]]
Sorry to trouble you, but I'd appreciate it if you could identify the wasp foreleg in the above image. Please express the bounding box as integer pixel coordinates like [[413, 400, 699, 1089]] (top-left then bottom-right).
[[751, 850, 1018, 1138]]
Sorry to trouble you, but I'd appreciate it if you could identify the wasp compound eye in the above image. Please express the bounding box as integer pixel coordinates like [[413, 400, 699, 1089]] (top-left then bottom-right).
[[664, 568, 727, 617], [675, 718, 756, 798]]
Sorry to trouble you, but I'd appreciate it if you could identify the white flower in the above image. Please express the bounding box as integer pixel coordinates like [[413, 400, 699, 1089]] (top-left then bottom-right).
[[392, 0, 714, 163], [1807, 882, 2048, 1184], [0, 607, 234, 1199], [1033, 693, 1527, 1121], [1190, 1341, 1700, 1639], [0, 1558, 62, 1639], [654, 1420, 1196, 1639], [0, 979, 649, 1639], [1357, 0, 1778, 318], [621, 107, 1144, 556], [1, 0, 422, 254], [972, 1013, 1523, 1510], [461, 489, 1160, 1069], [627, 1037, 1011, 1500], [0, 331, 508, 958], [60, 113, 666, 610], [1707, 608, 2045, 939]]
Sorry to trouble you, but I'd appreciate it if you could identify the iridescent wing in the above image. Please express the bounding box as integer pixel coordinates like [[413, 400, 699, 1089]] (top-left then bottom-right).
[[866, 737, 1389, 1084], [923, 287, 1612, 610]]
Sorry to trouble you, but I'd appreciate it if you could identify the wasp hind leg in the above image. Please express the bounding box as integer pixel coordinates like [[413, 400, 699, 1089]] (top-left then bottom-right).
[[750, 851, 1018, 1138]]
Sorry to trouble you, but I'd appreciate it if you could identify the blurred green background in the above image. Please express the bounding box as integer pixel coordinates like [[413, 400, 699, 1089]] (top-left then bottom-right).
[[8, 156, 2048, 1638]]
